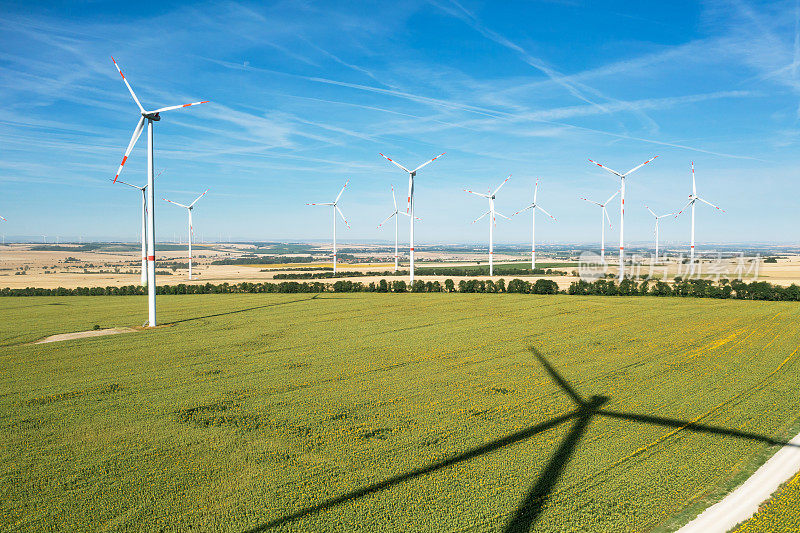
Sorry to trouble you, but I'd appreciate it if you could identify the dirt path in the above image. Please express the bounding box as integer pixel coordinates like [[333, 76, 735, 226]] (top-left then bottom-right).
[[34, 327, 138, 344], [678, 431, 800, 532]]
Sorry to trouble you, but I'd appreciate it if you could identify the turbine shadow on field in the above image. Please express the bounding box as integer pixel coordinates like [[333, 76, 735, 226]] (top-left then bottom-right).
[[166, 296, 319, 325], [249, 347, 797, 533]]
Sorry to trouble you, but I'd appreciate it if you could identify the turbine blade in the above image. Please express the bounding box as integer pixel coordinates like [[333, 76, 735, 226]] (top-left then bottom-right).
[[645, 205, 657, 217], [391, 185, 397, 211], [111, 56, 145, 113], [306, 202, 334, 206], [512, 204, 535, 216], [580, 197, 602, 206], [377, 212, 396, 228], [623, 155, 659, 177], [472, 210, 490, 224], [113, 116, 145, 183], [112, 178, 143, 190], [603, 207, 613, 228], [411, 152, 445, 173], [464, 189, 490, 198], [697, 197, 725, 212], [335, 179, 349, 203], [190, 189, 209, 207], [150, 101, 209, 114], [336, 205, 350, 228], [379, 153, 411, 173], [691, 162, 697, 196], [534, 179, 539, 203], [164, 198, 190, 209], [406, 174, 412, 214], [675, 200, 694, 217], [588, 159, 623, 177], [495, 211, 510, 220], [493, 175, 511, 196], [605, 189, 620, 204], [537, 205, 556, 221]]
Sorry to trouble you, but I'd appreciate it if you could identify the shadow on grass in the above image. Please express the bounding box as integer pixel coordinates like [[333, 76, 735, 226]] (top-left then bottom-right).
[[247, 347, 797, 533], [167, 295, 321, 325]]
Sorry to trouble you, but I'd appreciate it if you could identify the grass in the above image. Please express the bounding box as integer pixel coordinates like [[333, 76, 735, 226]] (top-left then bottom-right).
[[1, 294, 800, 531]]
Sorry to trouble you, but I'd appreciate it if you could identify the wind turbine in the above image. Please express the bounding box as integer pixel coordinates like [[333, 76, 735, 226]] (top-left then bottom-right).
[[675, 162, 724, 274], [645, 205, 674, 263], [379, 152, 445, 283], [110, 56, 208, 327], [164, 190, 208, 280], [513, 179, 556, 270], [465, 176, 511, 276], [580, 190, 618, 263], [377, 185, 415, 272], [113, 169, 164, 285], [307, 180, 349, 274], [588, 156, 658, 280]]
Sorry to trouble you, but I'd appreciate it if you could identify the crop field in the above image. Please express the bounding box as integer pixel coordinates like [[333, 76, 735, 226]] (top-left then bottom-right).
[[2, 294, 800, 531], [734, 470, 800, 531]]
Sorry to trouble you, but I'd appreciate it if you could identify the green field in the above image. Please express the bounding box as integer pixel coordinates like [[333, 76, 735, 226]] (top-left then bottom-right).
[[734, 470, 800, 532], [2, 294, 800, 531]]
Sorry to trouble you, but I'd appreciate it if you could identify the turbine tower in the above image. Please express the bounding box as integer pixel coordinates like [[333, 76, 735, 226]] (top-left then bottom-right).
[[379, 152, 445, 283], [307, 180, 349, 274], [588, 156, 658, 280], [465, 176, 511, 276], [512, 179, 556, 270], [377, 185, 413, 272], [114, 169, 164, 285], [164, 190, 208, 280], [675, 162, 724, 274], [110, 57, 207, 326], [580, 189, 618, 262], [645, 205, 674, 262]]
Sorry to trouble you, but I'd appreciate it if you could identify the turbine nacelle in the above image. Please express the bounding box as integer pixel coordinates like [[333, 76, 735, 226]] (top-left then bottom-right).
[[142, 112, 161, 121]]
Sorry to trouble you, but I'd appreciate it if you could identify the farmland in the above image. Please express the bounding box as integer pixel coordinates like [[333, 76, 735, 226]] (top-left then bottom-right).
[[2, 294, 800, 531], [734, 470, 800, 531]]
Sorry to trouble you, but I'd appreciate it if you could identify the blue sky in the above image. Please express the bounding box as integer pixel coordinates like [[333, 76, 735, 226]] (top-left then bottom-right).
[[1, 0, 798, 245]]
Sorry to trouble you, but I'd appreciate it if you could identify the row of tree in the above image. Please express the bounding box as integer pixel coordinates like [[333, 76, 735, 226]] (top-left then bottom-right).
[[568, 278, 800, 300], [273, 270, 403, 280], [0, 278, 552, 296], [2, 277, 798, 300]]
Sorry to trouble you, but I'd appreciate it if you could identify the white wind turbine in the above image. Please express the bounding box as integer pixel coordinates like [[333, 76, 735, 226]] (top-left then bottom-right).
[[110, 56, 207, 327], [580, 190, 618, 262], [164, 190, 208, 280], [588, 156, 658, 280], [513, 179, 556, 270], [645, 205, 674, 262], [379, 152, 445, 283], [675, 162, 724, 274], [377, 185, 415, 272], [113, 169, 164, 285], [465, 176, 511, 276], [307, 180, 349, 274]]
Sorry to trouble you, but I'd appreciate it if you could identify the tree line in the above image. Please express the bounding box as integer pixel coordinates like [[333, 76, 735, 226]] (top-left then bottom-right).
[[1, 277, 798, 300], [568, 277, 800, 301]]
